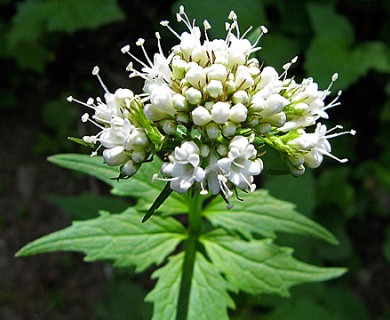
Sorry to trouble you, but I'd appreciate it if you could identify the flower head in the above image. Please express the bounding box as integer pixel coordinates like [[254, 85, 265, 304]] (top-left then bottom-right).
[[68, 6, 355, 207]]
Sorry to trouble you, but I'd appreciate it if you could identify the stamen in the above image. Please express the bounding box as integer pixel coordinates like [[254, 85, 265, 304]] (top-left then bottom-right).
[[176, 6, 193, 31], [325, 128, 356, 139], [241, 26, 253, 39], [92, 66, 110, 94], [321, 150, 348, 163], [68, 96, 96, 111], [203, 20, 211, 42], [160, 20, 181, 40], [135, 38, 155, 68], [155, 32, 164, 56]]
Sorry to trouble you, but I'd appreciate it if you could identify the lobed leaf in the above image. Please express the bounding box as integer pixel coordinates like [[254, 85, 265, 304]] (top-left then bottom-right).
[[16, 208, 186, 272], [203, 189, 338, 244], [201, 230, 346, 297], [146, 252, 234, 320], [48, 154, 188, 215]]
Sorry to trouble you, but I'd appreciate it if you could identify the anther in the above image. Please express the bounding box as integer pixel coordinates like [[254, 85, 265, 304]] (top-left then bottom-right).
[[81, 113, 89, 122], [136, 38, 145, 46], [92, 66, 99, 75], [121, 45, 130, 54], [260, 26, 268, 34]]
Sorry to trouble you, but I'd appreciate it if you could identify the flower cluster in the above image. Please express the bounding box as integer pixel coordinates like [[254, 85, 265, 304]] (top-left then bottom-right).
[[69, 6, 355, 205]]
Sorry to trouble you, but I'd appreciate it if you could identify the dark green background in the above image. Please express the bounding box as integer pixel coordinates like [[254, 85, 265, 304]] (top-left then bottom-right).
[[1, 0, 389, 319]]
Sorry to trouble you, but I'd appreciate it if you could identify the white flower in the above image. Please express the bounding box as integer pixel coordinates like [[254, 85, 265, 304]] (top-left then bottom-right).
[[160, 141, 206, 193], [217, 136, 262, 190], [288, 123, 356, 168], [144, 87, 176, 121]]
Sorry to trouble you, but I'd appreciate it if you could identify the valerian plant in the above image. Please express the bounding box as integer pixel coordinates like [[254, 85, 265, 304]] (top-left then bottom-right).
[[17, 6, 356, 320]]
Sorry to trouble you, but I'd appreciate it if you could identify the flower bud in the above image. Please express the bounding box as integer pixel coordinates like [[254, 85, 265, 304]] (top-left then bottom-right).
[[262, 94, 289, 117], [261, 112, 286, 127], [192, 45, 208, 66], [222, 121, 237, 136], [160, 119, 177, 134], [200, 144, 210, 157], [229, 103, 247, 123], [125, 128, 148, 149], [131, 150, 147, 163], [211, 101, 230, 124], [258, 66, 278, 89], [185, 63, 206, 89], [206, 80, 224, 98], [206, 122, 220, 139], [192, 106, 212, 126], [121, 159, 139, 177], [232, 90, 249, 104], [186, 87, 202, 105], [172, 56, 187, 79], [235, 68, 254, 90], [225, 79, 236, 94], [172, 93, 188, 111], [176, 112, 189, 123], [217, 143, 228, 156], [207, 64, 228, 82], [254, 122, 272, 134], [103, 146, 128, 166]]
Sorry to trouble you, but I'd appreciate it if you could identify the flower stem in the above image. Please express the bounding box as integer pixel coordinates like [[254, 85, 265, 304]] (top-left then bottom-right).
[[176, 191, 203, 320]]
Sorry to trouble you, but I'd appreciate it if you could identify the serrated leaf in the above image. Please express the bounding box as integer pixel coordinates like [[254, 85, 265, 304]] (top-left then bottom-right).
[[48, 192, 129, 220], [201, 230, 346, 297], [146, 252, 234, 320], [17, 208, 186, 272], [48, 154, 188, 215], [203, 189, 338, 244]]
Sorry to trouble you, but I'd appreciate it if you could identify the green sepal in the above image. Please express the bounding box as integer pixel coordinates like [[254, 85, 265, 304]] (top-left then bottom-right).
[[128, 98, 165, 151], [67, 136, 95, 148]]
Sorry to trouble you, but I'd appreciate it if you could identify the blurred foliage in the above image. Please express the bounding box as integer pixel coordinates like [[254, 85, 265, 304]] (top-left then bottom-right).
[[2, 0, 390, 319]]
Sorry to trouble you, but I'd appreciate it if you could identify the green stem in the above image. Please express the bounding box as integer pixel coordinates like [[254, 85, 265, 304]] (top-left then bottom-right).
[[176, 191, 203, 320]]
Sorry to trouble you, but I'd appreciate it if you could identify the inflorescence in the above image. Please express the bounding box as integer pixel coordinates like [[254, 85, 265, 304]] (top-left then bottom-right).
[[68, 6, 355, 205]]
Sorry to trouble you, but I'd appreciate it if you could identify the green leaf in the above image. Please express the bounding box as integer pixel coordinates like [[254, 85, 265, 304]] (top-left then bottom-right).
[[8, 0, 45, 47], [146, 252, 235, 320], [48, 192, 130, 220], [305, 3, 390, 90], [201, 230, 346, 297], [263, 170, 316, 216], [44, 0, 125, 33], [16, 208, 186, 272], [48, 154, 188, 215], [95, 279, 152, 320], [203, 189, 338, 244]]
